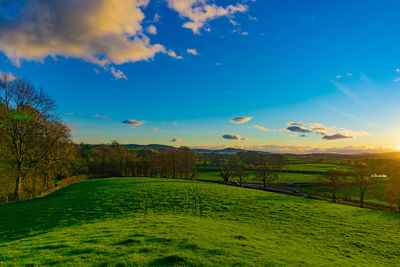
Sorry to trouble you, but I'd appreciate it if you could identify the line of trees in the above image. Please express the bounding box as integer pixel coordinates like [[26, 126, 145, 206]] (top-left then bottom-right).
[[217, 153, 287, 187], [78, 143, 196, 179], [319, 159, 400, 210]]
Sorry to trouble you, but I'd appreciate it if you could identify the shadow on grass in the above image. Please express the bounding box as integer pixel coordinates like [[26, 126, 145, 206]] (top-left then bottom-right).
[[149, 255, 192, 266]]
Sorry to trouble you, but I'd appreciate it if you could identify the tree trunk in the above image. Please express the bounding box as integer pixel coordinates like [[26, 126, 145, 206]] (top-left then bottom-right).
[[360, 192, 364, 208], [332, 192, 336, 203], [14, 170, 22, 200]]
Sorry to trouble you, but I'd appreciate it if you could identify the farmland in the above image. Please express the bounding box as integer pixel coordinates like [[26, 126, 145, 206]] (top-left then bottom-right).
[[0, 177, 399, 266]]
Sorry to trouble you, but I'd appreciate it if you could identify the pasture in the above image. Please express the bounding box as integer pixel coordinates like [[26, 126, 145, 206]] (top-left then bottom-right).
[[0, 177, 399, 266], [196, 171, 322, 184]]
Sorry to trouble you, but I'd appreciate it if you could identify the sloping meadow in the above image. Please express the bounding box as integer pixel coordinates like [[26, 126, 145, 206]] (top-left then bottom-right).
[[0, 178, 399, 266]]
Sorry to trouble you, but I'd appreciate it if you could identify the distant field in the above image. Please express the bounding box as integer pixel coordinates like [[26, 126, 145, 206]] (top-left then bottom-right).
[[298, 181, 389, 205], [285, 163, 350, 172], [0, 177, 399, 266], [196, 171, 322, 183]]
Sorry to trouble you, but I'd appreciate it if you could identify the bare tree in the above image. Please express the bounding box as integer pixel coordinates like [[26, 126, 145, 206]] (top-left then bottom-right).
[[320, 169, 347, 203], [220, 169, 232, 184], [233, 169, 248, 186], [256, 159, 278, 188], [351, 160, 383, 208]]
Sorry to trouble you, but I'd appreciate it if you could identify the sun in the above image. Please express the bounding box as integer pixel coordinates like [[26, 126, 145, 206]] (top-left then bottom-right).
[[393, 146, 400, 151]]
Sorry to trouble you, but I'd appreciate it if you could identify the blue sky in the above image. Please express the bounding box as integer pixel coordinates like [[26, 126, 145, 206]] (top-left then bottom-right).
[[1, 0, 400, 153]]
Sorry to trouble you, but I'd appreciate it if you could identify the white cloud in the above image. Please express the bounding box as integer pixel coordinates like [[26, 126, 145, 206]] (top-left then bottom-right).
[[253, 125, 268, 131], [396, 68, 400, 73], [110, 67, 128, 80], [167, 0, 248, 34], [171, 137, 181, 142], [0, 0, 171, 68], [168, 50, 183, 59], [230, 117, 252, 124], [394, 78, 400, 83], [0, 71, 16, 81], [147, 25, 157, 35], [187, 48, 199, 55], [95, 114, 111, 120]]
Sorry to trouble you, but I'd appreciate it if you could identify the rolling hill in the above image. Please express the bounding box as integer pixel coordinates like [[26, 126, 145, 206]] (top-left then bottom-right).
[[0, 178, 399, 266]]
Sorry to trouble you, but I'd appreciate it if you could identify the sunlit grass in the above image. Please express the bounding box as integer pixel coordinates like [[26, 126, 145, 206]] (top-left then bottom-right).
[[0, 177, 399, 266]]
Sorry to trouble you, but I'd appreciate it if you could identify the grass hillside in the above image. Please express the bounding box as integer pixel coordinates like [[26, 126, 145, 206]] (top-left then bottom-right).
[[0, 178, 399, 266]]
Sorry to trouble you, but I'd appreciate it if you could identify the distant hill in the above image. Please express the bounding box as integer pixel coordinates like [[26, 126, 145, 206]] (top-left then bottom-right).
[[123, 144, 176, 150], [122, 144, 251, 154]]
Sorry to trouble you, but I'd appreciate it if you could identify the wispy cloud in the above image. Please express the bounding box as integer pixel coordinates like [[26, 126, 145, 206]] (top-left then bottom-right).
[[335, 72, 353, 79], [0, 71, 16, 81], [253, 125, 268, 131], [64, 123, 77, 131], [322, 134, 352, 141], [230, 117, 252, 124], [150, 128, 160, 132], [222, 134, 248, 141], [187, 48, 198, 55], [331, 80, 364, 106], [167, 50, 183, 59], [95, 114, 111, 120], [83, 127, 102, 130], [166, 0, 248, 34], [171, 137, 181, 142], [110, 67, 127, 80], [147, 25, 157, 35], [122, 119, 145, 128], [65, 113, 75, 116], [281, 121, 369, 141]]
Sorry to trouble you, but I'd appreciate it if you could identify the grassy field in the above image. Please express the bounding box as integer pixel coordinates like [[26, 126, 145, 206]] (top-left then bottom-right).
[[285, 163, 350, 172], [0, 177, 399, 266], [196, 171, 322, 183], [298, 182, 389, 205]]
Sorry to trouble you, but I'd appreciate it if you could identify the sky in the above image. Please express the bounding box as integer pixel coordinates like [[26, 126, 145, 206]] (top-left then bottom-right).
[[1, 0, 400, 154]]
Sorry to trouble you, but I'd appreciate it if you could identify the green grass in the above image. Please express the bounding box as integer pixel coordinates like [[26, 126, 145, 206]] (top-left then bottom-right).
[[196, 171, 322, 183], [298, 182, 389, 205], [0, 177, 399, 266], [286, 163, 350, 172]]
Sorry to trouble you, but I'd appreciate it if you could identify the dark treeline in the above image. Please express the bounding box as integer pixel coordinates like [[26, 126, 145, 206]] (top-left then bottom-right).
[[78, 143, 196, 179]]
